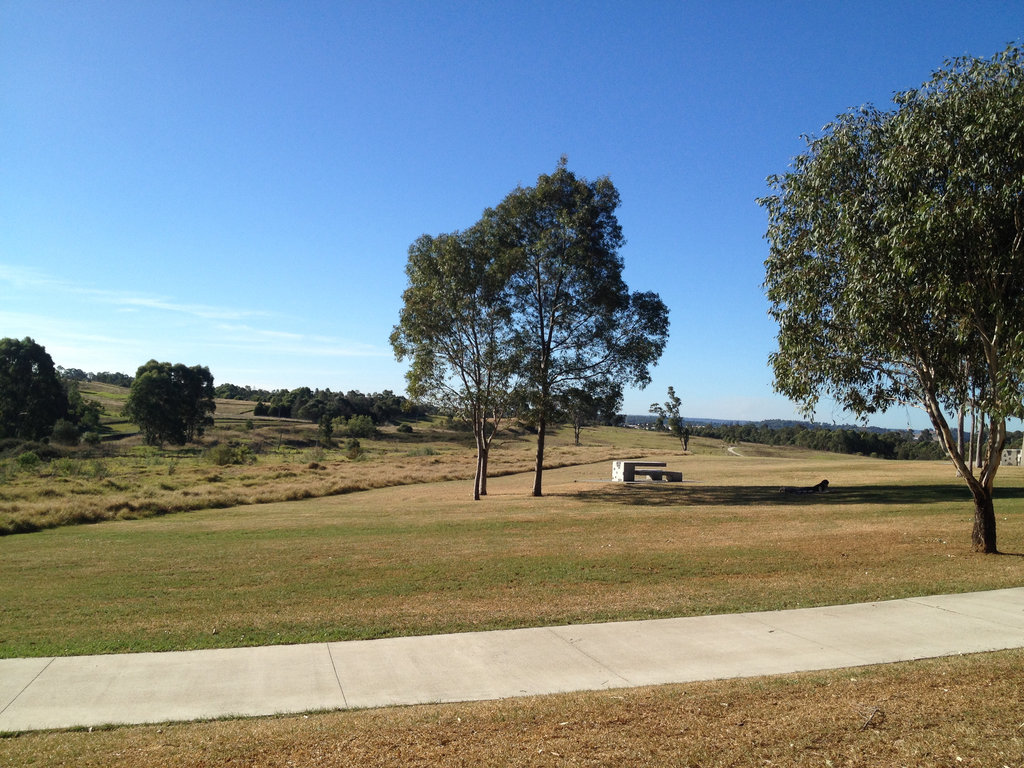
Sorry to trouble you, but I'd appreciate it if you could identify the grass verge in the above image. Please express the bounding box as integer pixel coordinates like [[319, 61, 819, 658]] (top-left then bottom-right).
[[3, 649, 1022, 766]]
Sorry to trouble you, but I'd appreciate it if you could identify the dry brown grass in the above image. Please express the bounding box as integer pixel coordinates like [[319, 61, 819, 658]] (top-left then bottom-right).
[[4, 649, 1023, 766], [4, 450, 1023, 658], [0, 422, 643, 534], [4, 439, 1024, 761]]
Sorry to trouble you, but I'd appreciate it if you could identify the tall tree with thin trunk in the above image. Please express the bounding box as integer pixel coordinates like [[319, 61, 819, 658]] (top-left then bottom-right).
[[487, 159, 669, 496], [760, 45, 1024, 553], [391, 225, 519, 500]]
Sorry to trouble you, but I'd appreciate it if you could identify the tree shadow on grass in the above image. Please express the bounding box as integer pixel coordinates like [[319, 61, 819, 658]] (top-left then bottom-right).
[[565, 482, 1024, 509]]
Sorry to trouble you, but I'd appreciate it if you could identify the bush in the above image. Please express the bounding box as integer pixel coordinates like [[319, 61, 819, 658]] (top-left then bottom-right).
[[17, 451, 41, 470], [53, 456, 81, 476], [86, 459, 109, 479], [345, 438, 362, 460], [82, 431, 102, 447], [0, 440, 61, 460], [205, 443, 257, 466], [344, 415, 378, 438], [396, 423, 413, 434], [51, 419, 80, 446]]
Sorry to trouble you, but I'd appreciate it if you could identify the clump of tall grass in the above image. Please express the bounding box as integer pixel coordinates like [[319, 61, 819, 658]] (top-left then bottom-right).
[[405, 446, 438, 457], [205, 443, 257, 466]]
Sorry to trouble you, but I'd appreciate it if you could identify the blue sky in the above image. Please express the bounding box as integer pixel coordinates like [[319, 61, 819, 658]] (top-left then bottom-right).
[[3, 1, 1022, 428]]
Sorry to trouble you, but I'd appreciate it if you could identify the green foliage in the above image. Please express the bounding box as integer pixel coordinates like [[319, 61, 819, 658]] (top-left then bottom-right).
[[64, 380, 103, 432], [698, 422, 945, 460], [317, 414, 334, 447], [50, 418, 80, 446], [394, 159, 670, 498], [17, 451, 41, 470], [342, 414, 377, 438], [205, 443, 257, 466], [391, 223, 520, 500], [396, 423, 413, 434], [86, 459, 109, 479], [123, 360, 216, 446], [760, 45, 1024, 552], [0, 337, 69, 440], [559, 384, 623, 446], [488, 159, 670, 495], [345, 437, 362, 460]]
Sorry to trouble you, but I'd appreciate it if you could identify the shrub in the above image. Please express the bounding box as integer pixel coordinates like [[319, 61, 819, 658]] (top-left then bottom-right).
[[51, 419, 80, 446], [53, 456, 80, 476], [344, 415, 378, 438], [205, 443, 257, 466], [396, 423, 413, 434], [345, 438, 362, 460], [82, 431, 102, 447], [17, 451, 41, 470], [86, 460, 109, 479]]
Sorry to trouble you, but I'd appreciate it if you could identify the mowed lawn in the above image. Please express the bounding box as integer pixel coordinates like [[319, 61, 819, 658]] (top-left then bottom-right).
[[3, 447, 1023, 659]]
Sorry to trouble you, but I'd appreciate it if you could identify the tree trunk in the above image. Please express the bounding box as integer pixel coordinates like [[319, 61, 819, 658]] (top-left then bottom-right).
[[956, 405, 964, 474], [969, 403, 977, 470], [479, 446, 489, 496], [974, 415, 983, 468], [473, 425, 484, 501], [532, 412, 546, 497], [970, 485, 999, 553], [920, 388, 1002, 554]]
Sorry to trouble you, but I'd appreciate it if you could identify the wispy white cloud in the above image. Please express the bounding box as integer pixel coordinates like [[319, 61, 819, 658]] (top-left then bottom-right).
[[0, 263, 59, 288], [2, 261, 269, 322], [114, 297, 265, 321], [0, 263, 394, 385], [211, 322, 389, 358], [216, 323, 304, 342]]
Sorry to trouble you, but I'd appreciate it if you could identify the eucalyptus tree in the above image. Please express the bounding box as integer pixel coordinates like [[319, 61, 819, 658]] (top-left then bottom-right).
[[391, 225, 519, 500], [558, 381, 622, 446], [650, 386, 686, 449], [487, 159, 669, 496], [0, 337, 68, 440], [123, 360, 216, 446], [760, 45, 1024, 552]]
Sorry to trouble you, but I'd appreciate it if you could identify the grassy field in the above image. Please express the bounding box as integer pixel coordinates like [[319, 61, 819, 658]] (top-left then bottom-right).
[[3, 443, 1023, 659], [3, 414, 1024, 763], [0, 385, 671, 535]]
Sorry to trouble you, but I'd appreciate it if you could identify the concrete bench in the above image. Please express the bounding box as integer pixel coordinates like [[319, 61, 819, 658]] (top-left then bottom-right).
[[633, 468, 683, 482], [612, 461, 682, 482]]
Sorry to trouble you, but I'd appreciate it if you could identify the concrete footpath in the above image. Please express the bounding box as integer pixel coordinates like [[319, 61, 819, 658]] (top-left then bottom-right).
[[3, 587, 1024, 733]]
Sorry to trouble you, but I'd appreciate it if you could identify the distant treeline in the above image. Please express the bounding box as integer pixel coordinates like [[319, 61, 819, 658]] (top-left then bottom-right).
[[58, 367, 134, 388], [58, 368, 430, 427], [238, 386, 430, 426], [687, 420, 1024, 461], [695, 422, 946, 460]]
